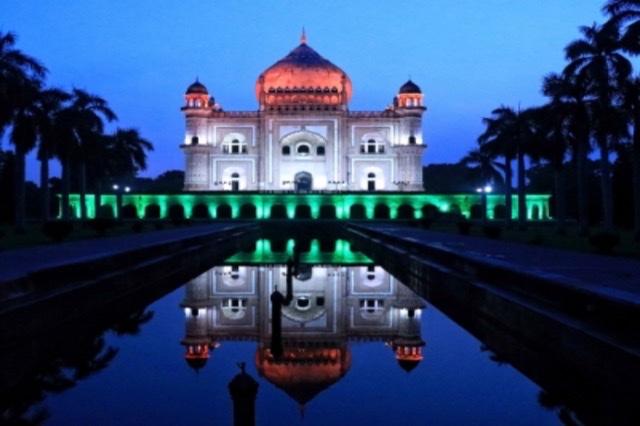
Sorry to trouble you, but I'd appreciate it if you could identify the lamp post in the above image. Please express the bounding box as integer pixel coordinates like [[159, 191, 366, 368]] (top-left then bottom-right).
[[476, 185, 492, 223], [112, 184, 130, 219]]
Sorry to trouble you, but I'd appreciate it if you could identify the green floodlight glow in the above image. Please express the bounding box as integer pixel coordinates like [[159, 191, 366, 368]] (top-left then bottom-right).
[[66, 191, 552, 221]]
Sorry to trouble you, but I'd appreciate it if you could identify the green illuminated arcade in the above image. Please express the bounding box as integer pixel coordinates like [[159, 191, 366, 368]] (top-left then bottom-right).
[[68, 192, 550, 221]]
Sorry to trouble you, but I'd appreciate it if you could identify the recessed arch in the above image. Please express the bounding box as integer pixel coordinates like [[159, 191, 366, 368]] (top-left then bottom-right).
[[397, 204, 415, 219], [270, 204, 288, 219], [350, 204, 367, 219], [295, 171, 312, 193], [169, 204, 185, 220], [295, 204, 312, 219], [531, 205, 540, 220], [280, 129, 327, 147], [122, 204, 138, 219], [239, 203, 256, 219], [319, 204, 336, 219], [494, 204, 507, 219], [192, 203, 210, 219], [145, 204, 161, 219], [422, 203, 440, 220], [217, 204, 232, 219], [99, 204, 114, 218], [374, 204, 390, 219], [367, 173, 376, 192]]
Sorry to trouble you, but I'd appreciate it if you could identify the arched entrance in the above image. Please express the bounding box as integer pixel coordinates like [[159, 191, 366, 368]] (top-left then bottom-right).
[[367, 173, 376, 191], [231, 173, 240, 192], [295, 171, 312, 192]]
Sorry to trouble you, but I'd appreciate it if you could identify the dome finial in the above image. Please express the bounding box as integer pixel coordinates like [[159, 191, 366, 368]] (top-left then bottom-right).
[[300, 27, 307, 44]]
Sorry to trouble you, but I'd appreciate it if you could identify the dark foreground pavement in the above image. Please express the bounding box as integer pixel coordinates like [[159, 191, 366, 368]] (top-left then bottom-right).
[[0, 223, 251, 291], [349, 223, 640, 306]]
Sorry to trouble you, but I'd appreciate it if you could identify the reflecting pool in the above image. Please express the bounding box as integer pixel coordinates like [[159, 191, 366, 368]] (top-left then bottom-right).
[[2, 239, 572, 425]]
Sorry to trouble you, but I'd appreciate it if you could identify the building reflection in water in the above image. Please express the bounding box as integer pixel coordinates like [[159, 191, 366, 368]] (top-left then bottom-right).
[[180, 261, 426, 411]]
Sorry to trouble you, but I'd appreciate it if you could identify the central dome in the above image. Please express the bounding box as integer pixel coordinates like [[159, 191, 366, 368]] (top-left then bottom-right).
[[256, 35, 352, 107]]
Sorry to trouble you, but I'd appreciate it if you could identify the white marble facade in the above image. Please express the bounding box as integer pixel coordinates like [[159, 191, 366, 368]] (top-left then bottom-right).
[[181, 35, 427, 192]]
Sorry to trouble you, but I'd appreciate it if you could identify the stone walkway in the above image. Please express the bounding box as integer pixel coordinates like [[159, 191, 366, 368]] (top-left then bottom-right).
[[0, 223, 248, 288], [350, 223, 640, 304]]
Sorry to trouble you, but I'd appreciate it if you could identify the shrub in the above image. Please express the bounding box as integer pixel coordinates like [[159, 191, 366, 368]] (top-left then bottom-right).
[[457, 220, 472, 235], [42, 220, 74, 242], [88, 218, 117, 236], [482, 225, 502, 239], [588, 232, 619, 254]]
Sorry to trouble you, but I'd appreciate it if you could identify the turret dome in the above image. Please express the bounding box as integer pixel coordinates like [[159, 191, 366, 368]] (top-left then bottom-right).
[[186, 79, 208, 95], [399, 79, 421, 94]]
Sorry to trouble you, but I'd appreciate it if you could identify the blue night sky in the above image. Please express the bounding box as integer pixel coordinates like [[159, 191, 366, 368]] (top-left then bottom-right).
[[2, 0, 612, 182]]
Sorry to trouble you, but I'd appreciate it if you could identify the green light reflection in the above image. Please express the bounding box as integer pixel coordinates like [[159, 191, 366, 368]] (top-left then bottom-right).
[[226, 239, 372, 264]]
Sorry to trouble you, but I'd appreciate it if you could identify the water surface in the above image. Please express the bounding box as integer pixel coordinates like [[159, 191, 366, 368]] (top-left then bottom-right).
[[15, 258, 561, 425]]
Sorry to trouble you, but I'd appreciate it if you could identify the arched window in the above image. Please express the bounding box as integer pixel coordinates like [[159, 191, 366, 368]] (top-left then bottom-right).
[[361, 138, 384, 154], [408, 135, 416, 144], [282, 146, 291, 156], [317, 146, 325, 156], [367, 265, 376, 280], [297, 144, 310, 156], [223, 138, 247, 154], [191, 136, 199, 145], [222, 298, 247, 319], [359, 299, 385, 319]]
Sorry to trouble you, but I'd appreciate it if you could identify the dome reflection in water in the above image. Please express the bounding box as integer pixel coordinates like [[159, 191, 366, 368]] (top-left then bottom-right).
[[2, 237, 572, 425]]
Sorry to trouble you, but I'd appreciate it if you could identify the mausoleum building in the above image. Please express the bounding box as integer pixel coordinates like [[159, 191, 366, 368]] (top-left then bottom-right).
[[181, 33, 427, 192]]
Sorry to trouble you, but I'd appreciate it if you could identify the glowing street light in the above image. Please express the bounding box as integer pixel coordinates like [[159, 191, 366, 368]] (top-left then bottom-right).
[[476, 185, 492, 222], [113, 184, 131, 219]]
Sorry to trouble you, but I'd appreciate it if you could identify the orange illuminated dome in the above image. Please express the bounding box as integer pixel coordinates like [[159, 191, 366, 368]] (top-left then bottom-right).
[[256, 343, 352, 406], [396, 79, 425, 109], [256, 31, 352, 109], [184, 78, 210, 109], [184, 343, 211, 372], [390, 337, 425, 373]]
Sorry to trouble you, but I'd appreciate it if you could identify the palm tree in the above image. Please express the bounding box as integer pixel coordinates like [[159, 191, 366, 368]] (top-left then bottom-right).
[[8, 83, 40, 231], [29, 88, 72, 221], [459, 147, 506, 222], [564, 22, 632, 233], [478, 106, 535, 229], [604, 1, 640, 53], [620, 75, 640, 240], [529, 92, 572, 234], [90, 128, 154, 216], [0, 31, 47, 230], [459, 147, 506, 187], [56, 88, 117, 220], [0, 31, 47, 133], [542, 72, 593, 236]]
